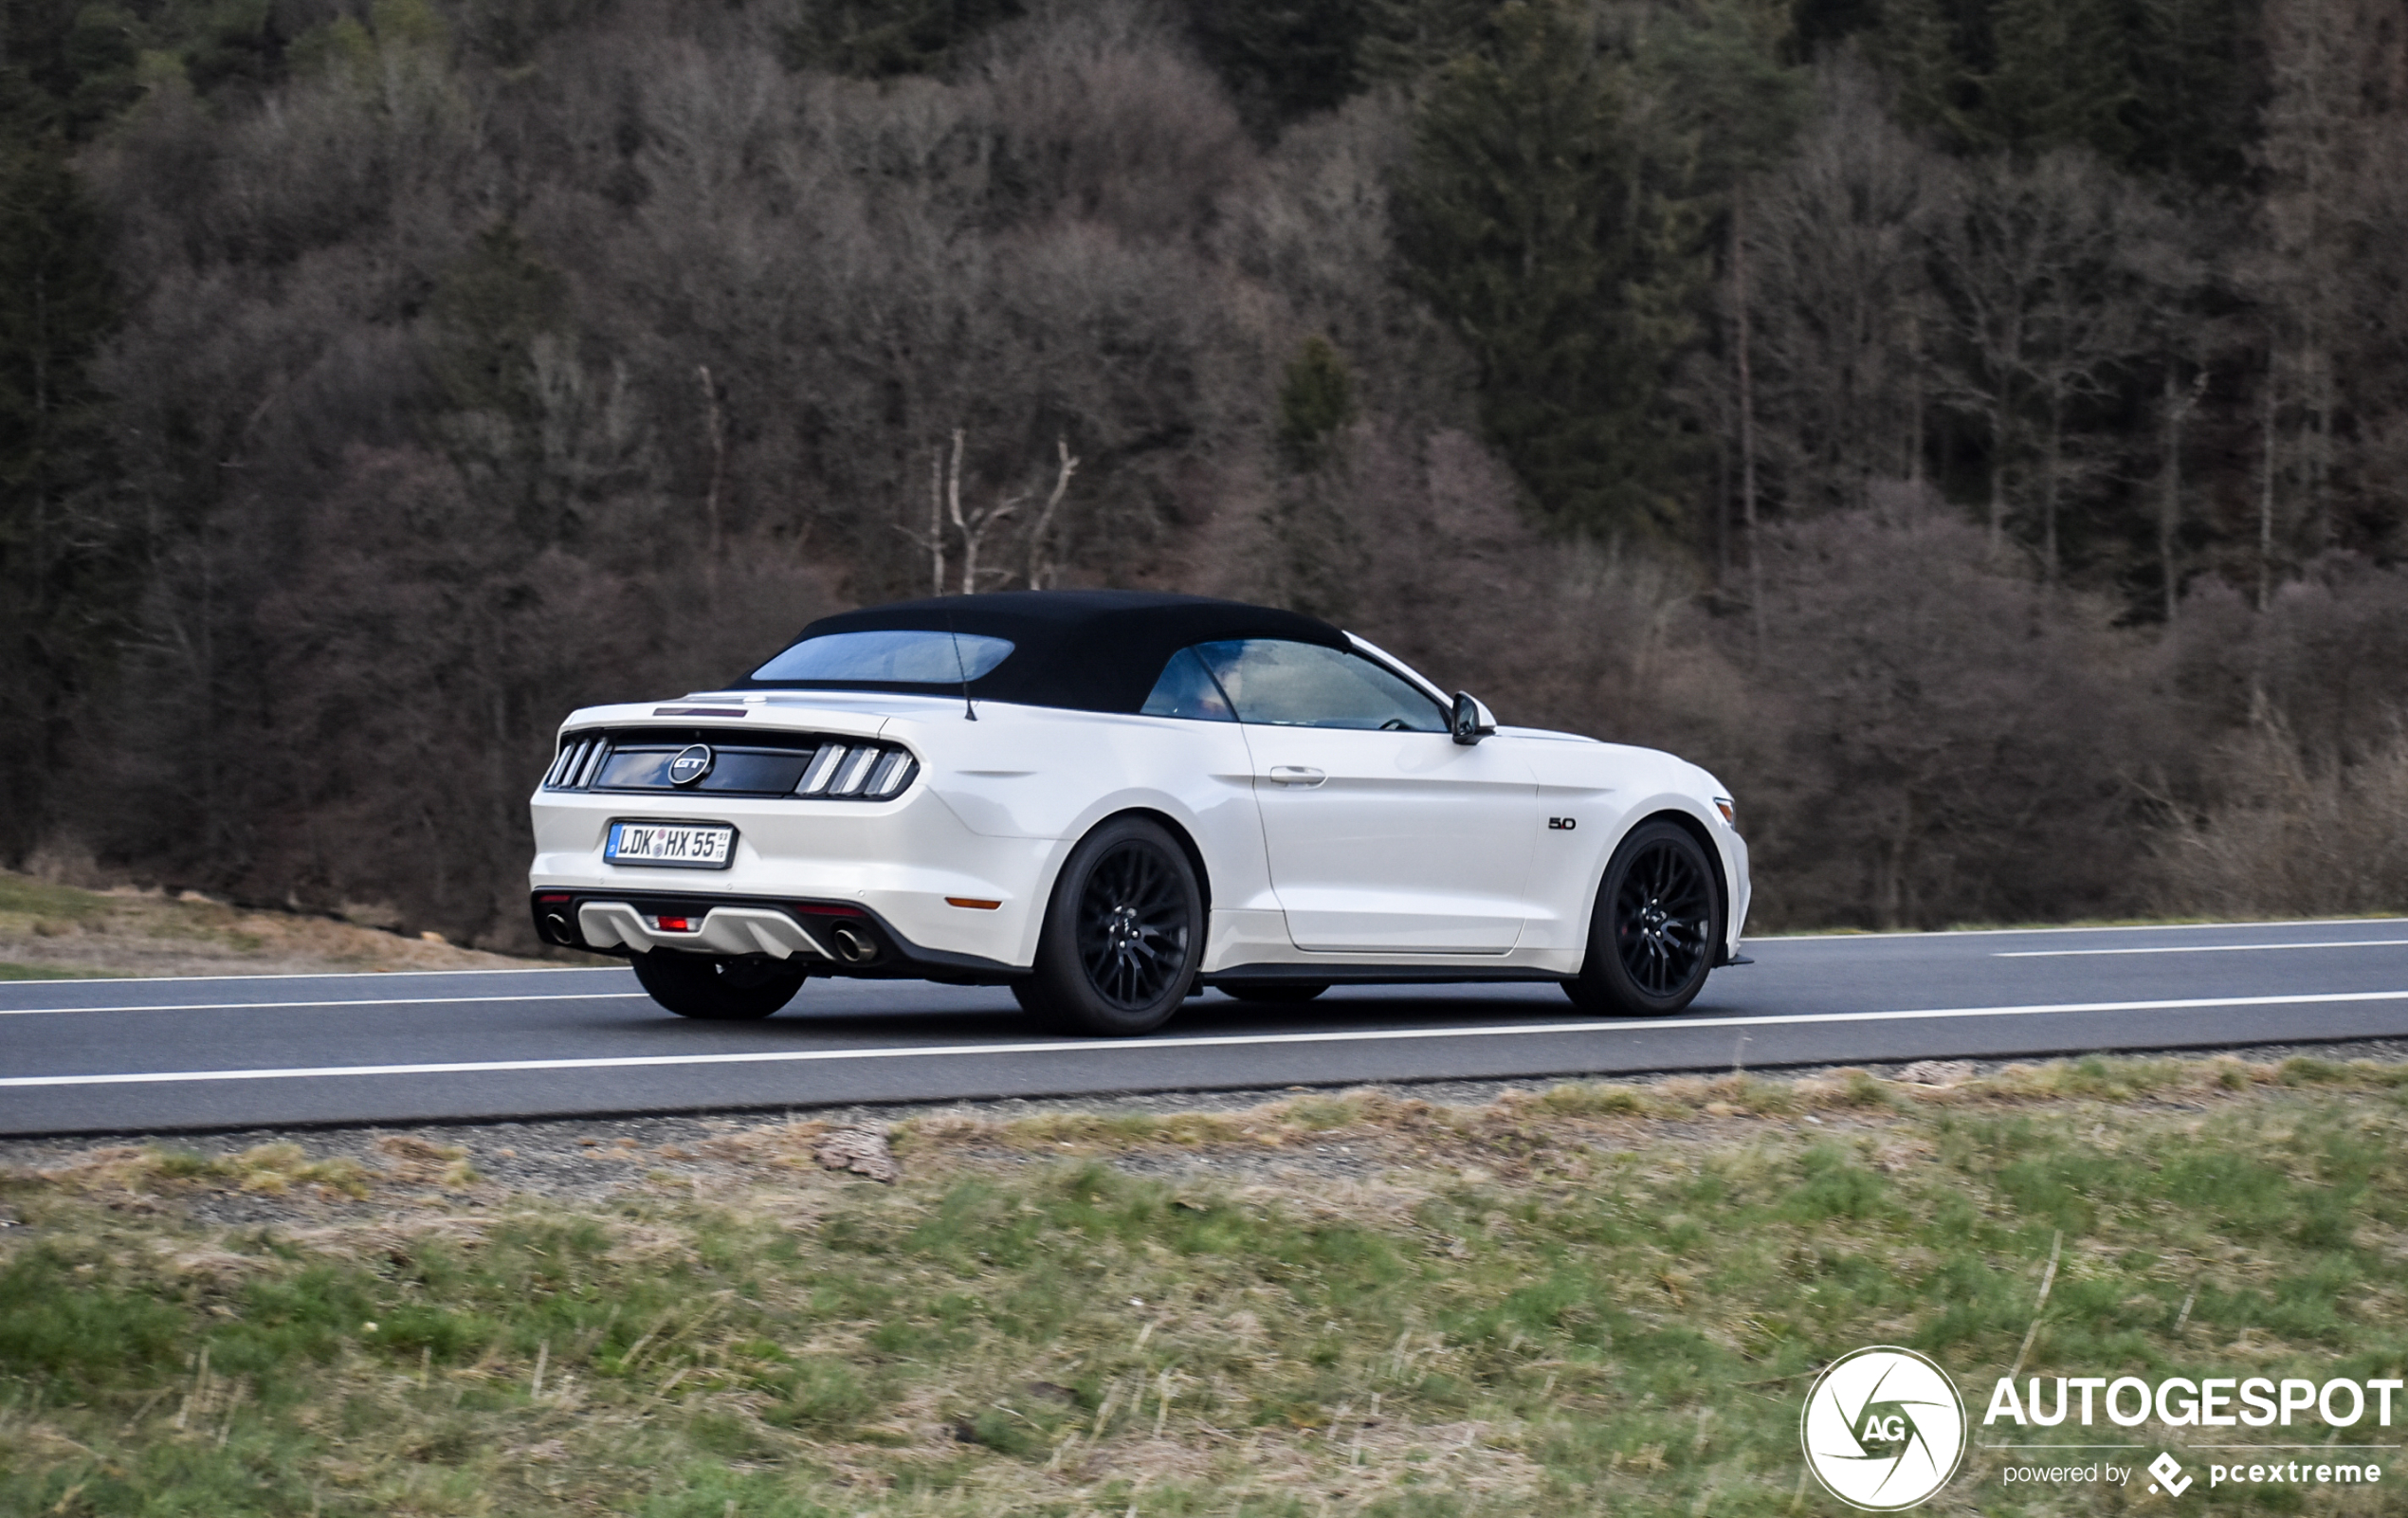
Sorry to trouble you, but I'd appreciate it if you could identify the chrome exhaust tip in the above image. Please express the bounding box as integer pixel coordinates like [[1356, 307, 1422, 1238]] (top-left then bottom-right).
[[829, 924, 877, 964]]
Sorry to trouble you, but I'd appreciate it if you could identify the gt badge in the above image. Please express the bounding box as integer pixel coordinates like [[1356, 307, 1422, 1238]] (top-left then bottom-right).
[[668, 744, 714, 786]]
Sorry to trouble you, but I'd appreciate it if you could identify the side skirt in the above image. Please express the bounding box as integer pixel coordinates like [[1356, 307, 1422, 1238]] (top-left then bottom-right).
[[1202, 962, 1572, 988]]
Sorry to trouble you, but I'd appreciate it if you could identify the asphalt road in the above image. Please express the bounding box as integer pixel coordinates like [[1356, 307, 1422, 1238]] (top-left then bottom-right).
[[5, 918, 2408, 1136]]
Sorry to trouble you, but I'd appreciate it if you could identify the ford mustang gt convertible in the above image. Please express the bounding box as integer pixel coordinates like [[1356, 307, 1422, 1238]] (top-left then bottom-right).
[[527, 591, 1749, 1033]]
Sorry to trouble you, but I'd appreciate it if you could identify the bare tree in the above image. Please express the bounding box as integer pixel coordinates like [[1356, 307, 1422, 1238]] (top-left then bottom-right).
[[1023, 437, 1080, 590], [1744, 59, 1947, 517], [1934, 150, 2147, 580], [940, 430, 1017, 595], [697, 364, 726, 568], [2246, 0, 2406, 566]]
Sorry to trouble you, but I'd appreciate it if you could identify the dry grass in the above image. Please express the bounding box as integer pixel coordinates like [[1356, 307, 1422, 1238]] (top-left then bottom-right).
[[4, 1056, 2406, 1515], [0, 869, 574, 978], [2156, 712, 2408, 920]]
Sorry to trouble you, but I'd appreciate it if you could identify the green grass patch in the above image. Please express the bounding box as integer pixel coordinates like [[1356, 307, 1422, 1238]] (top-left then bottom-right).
[[0, 874, 109, 922], [0, 961, 119, 980], [3, 1065, 2405, 1514]]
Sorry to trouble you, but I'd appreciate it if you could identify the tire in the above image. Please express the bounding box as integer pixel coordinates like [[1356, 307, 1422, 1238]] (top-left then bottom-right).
[[1219, 981, 1329, 1004], [634, 951, 809, 1019], [1015, 816, 1203, 1035], [1562, 819, 1723, 1016]]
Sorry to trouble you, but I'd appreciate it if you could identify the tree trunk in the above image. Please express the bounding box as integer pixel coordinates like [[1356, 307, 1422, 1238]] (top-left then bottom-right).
[[1023, 437, 1078, 589], [2258, 367, 2277, 611], [1906, 308, 1925, 486], [926, 448, 945, 596], [1732, 187, 1764, 650], [2158, 363, 2193, 624], [2041, 388, 2062, 587], [696, 365, 725, 584], [1989, 391, 2011, 553], [946, 430, 975, 595]]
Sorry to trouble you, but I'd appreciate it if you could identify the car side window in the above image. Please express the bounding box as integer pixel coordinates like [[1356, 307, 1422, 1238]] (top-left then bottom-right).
[[1192, 640, 1448, 732], [1140, 646, 1236, 722]]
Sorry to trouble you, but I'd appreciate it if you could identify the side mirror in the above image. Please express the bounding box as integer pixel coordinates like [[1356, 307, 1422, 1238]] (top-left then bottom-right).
[[1450, 691, 1496, 745]]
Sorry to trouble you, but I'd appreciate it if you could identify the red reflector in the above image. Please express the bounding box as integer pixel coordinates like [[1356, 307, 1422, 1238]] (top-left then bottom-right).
[[537, 893, 571, 905], [792, 904, 867, 918], [657, 916, 692, 932]]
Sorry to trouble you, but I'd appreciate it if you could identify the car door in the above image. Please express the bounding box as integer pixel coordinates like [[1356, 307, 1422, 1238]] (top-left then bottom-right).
[[1194, 639, 1538, 953]]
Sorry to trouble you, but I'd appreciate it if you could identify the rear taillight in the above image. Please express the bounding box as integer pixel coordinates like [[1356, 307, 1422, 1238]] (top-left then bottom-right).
[[541, 734, 610, 790], [795, 741, 916, 799]]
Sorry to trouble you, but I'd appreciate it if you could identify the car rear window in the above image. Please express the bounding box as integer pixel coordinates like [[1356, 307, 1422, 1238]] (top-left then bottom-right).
[[750, 630, 1014, 685]]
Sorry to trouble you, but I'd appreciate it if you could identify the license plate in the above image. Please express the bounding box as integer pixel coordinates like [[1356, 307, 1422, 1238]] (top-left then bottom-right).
[[605, 821, 737, 869]]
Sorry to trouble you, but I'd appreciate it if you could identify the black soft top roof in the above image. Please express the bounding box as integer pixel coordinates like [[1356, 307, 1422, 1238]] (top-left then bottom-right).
[[737, 590, 1350, 713]]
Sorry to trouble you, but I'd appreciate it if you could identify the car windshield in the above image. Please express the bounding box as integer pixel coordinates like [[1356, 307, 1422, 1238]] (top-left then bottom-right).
[[750, 630, 1014, 685]]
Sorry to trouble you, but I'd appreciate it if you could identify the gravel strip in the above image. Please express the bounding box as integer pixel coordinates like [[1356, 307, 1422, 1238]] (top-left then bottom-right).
[[3, 1035, 2400, 1216]]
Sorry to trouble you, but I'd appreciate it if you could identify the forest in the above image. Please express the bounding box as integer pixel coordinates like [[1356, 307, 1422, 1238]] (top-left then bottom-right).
[[0, 0, 2404, 947]]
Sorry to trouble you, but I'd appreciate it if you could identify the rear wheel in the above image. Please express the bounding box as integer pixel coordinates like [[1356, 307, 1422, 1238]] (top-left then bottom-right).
[[1562, 820, 1722, 1016], [634, 951, 809, 1019], [1219, 981, 1329, 1004], [1015, 816, 1202, 1035]]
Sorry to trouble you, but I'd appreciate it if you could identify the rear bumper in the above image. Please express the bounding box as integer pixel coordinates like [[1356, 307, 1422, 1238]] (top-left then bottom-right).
[[527, 888, 1019, 983], [528, 784, 1053, 967]]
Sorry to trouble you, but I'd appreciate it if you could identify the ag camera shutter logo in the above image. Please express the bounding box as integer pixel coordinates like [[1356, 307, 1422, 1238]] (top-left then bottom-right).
[[1802, 1346, 1968, 1510]]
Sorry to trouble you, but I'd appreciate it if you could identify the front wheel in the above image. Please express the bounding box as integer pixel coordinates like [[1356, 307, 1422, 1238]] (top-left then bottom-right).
[[1562, 820, 1723, 1016], [1015, 816, 1203, 1035], [634, 951, 809, 1019]]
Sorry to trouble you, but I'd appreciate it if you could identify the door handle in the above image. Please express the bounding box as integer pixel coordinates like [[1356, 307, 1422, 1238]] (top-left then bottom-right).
[[1267, 766, 1326, 787]]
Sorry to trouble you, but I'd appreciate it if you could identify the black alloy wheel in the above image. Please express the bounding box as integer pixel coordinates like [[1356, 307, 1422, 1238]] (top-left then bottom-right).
[[1562, 819, 1723, 1016], [1219, 981, 1329, 1004], [635, 950, 810, 1019], [1014, 816, 1203, 1035]]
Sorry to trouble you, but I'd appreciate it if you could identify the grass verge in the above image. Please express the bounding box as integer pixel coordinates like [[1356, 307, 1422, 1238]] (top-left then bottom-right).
[[2, 1056, 2405, 1515], [0, 963, 116, 981], [0, 869, 576, 977]]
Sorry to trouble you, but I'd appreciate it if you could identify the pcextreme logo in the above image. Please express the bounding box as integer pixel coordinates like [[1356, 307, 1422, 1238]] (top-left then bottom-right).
[[1800, 1346, 1968, 1510]]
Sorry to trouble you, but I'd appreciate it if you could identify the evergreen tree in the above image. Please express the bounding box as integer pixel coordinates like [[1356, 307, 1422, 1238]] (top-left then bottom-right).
[[1189, 0, 1374, 137], [1276, 336, 1357, 469], [1984, 0, 2137, 158], [425, 223, 574, 424], [784, 0, 1027, 78], [1870, 0, 2261, 185], [1359, 0, 1497, 84], [0, 29, 123, 858], [1396, 0, 1698, 536], [2125, 0, 2254, 186]]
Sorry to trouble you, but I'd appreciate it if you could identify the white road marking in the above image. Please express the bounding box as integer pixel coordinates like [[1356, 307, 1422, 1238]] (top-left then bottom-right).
[[0, 966, 624, 988], [0, 993, 651, 1017], [1997, 940, 2408, 959], [1771, 916, 2408, 942], [7, 988, 2407, 1089]]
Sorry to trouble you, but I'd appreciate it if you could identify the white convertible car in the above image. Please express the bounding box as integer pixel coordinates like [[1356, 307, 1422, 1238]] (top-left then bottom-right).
[[528, 591, 1749, 1032]]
